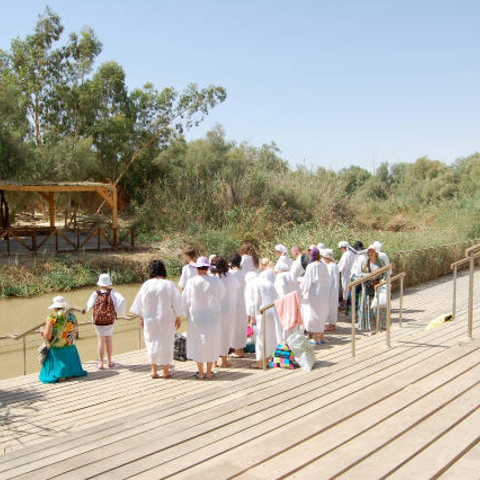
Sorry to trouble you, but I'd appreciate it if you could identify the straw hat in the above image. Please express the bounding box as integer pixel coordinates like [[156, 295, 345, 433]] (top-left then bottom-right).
[[48, 295, 68, 310]]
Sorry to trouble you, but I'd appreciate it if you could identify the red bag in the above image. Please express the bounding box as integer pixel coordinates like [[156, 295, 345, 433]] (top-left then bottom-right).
[[93, 290, 116, 326]]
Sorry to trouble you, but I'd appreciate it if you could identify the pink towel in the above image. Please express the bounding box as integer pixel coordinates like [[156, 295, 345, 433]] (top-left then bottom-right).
[[274, 291, 303, 330]]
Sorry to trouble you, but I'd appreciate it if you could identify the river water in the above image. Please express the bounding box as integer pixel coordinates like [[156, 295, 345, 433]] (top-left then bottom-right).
[[0, 280, 186, 380]]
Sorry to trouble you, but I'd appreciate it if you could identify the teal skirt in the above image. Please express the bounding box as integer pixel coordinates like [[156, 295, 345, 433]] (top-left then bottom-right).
[[39, 345, 88, 384]]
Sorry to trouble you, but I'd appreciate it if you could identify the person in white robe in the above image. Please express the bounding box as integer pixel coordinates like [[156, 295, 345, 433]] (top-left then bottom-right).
[[182, 256, 226, 379], [239, 242, 260, 274], [373, 241, 390, 265], [244, 272, 283, 368], [178, 246, 198, 290], [130, 260, 182, 379], [323, 249, 340, 331], [213, 257, 241, 367], [259, 258, 276, 283], [229, 253, 248, 357], [274, 271, 298, 298], [290, 245, 306, 279], [86, 273, 126, 370], [301, 248, 332, 345], [274, 244, 293, 272], [338, 241, 356, 303]]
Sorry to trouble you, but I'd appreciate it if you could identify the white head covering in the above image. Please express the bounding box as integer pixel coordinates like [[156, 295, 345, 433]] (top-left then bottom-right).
[[97, 273, 112, 287], [367, 244, 379, 253], [323, 248, 334, 260], [317, 243, 326, 250], [245, 272, 259, 284], [275, 244, 288, 255], [48, 295, 68, 310], [338, 241, 349, 249], [373, 241, 383, 251], [208, 254, 217, 264]]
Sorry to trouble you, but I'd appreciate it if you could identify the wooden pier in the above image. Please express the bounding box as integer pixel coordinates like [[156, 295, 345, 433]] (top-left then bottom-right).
[[0, 270, 479, 479]]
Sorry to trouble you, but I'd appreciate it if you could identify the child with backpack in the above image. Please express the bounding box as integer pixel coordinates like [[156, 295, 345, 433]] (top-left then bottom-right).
[[86, 273, 126, 370]]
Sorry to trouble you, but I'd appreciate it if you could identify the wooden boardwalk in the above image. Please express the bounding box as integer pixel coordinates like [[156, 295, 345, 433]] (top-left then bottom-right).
[[0, 270, 479, 479]]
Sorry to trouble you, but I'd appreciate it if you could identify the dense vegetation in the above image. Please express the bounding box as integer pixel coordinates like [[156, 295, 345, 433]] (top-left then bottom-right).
[[1, 8, 480, 267]]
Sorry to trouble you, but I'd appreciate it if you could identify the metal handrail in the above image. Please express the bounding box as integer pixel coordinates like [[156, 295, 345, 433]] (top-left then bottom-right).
[[464, 242, 480, 257], [451, 251, 480, 320], [375, 272, 406, 333], [0, 309, 140, 375], [348, 264, 393, 357]]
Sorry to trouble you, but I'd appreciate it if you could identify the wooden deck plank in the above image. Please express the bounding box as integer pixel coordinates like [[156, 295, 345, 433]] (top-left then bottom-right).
[[437, 435, 480, 479], [131, 342, 480, 480]]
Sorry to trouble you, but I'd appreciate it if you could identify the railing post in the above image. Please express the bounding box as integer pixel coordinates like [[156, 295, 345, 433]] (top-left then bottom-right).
[[351, 285, 356, 357], [386, 268, 392, 348], [22, 336, 26, 376], [399, 275, 404, 328], [468, 253, 474, 339], [262, 311, 267, 370], [452, 265, 458, 319]]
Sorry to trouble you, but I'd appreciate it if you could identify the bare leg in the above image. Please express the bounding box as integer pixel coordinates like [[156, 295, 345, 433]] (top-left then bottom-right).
[[319, 332, 325, 342], [97, 336, 105, 368], [162, 365, 171, 378], [197, 362, 204, 379], [206, 362, 214, 378], [151, 364, 159, 378], [105, 336, 113, 366], [220, 356, 230, 367], [234, 348, 244, 357]]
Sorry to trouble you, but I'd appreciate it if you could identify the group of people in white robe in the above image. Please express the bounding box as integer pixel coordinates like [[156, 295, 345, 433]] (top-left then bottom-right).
[[129, 240, 390, 380]]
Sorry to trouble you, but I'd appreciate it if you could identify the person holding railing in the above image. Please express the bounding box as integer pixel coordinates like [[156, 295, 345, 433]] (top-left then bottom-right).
[[357, 245, 387, 334], [39, 296, 88, 384]]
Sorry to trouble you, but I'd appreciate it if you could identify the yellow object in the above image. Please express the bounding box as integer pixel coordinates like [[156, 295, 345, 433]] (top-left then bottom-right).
[[425, 314, 454, 331]]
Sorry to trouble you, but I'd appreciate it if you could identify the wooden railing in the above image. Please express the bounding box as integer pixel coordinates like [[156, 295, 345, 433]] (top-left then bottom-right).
[[0, 225, 135, 255]]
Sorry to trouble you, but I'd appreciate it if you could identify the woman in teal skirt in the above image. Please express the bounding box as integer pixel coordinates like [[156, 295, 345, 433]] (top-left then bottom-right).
[[39, 296, 88, 384]]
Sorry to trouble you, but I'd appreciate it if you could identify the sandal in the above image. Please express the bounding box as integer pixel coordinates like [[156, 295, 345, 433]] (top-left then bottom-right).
[[206, 372, 216, 379], [194, 372, 204, 380], [107, 362, 116, 368], [229, 353, 243, 358], [151, 373, 160, 379], [96, 363, 104, 370]]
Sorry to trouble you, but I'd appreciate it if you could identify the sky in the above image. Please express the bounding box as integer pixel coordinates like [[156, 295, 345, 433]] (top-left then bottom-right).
[[1, 0, 479, 171]]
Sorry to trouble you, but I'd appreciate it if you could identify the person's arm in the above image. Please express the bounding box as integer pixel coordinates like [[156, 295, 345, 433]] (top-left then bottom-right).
[[41, 318, 53, 340]]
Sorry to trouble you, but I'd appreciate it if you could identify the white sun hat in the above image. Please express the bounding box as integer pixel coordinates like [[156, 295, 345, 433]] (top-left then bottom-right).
[[338, 240, 349, 249], [323, 249, 335, 260], [48, 295, 68, 310], [208, 254, 217, 263], [373, 241, 383, 251], [97, 273, 113, 287], [317, 243, 326, 250], [275, 244, 288, 255]]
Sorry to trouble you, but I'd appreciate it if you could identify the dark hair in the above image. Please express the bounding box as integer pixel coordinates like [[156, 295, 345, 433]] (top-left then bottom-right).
[[215, 257, 229, 277], [230, 253, 242, 269], [353, 241, 364, 251], [149, 260, 167, 278], [183, 245, 197, 259], [310, 248, 320, 262], [239, 242, 259, 268]]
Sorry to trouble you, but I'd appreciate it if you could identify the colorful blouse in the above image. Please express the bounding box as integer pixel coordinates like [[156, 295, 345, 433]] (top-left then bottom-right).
[[47, 310, 77, 348]]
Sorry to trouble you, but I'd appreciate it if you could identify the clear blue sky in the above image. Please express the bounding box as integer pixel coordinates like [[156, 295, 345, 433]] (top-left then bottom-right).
[[1, 0, 479, 171]]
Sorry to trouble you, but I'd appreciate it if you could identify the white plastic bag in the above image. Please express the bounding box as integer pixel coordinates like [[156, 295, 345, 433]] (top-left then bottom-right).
[[371, 288, 387, 310], [286, 332, 315, 372]]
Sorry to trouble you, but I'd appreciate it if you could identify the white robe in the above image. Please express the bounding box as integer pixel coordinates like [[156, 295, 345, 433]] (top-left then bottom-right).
[[182, 275, 226, 363], [229, 268, 248, 349], [274, 271, 298, 298], [379, 251, 390, 265], [178, 263, 197, 289], [241, 255, 259, 274], [245, 276, 283, 361], [274, 254, 293, 272], [300, 262, 331, 333], [338, 250, 356, 300], [130, 279, 182, 365], [218, 273, 241, 356], [289, 256, 305, 279], [260, 268, 276, 284], [326, 262, 339, 325]]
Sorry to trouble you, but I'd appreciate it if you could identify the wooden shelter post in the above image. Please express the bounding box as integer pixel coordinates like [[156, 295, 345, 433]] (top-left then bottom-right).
[[48, 192, 55, 227]]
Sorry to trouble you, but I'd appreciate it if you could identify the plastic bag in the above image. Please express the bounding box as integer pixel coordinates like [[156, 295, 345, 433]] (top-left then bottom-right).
[[371, 289, 387, 310], [286, 332, 315, 372]]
